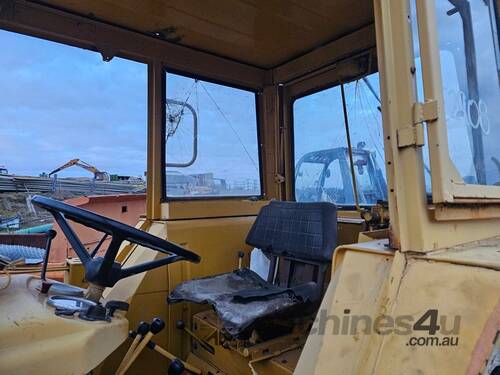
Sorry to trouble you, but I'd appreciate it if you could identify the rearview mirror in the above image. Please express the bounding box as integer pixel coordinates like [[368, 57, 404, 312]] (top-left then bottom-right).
[[165, 99, 198, 167]]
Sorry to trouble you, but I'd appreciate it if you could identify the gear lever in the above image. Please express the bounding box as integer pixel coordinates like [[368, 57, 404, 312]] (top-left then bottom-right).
[[116, 318, 165, 375], [116, 321, 150, 374]]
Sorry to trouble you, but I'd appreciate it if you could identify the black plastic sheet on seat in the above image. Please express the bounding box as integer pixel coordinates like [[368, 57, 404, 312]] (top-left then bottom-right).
[[168, 268, 319, 337]]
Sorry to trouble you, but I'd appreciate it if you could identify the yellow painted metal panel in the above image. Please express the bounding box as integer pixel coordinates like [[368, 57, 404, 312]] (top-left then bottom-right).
[[0, 275, 128, 375], [297, 239, 500, 374], [373, 260, 499, 374]]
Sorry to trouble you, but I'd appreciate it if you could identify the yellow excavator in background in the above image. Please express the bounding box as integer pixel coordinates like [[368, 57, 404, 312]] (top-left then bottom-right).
[[48, 159, 110, 182]]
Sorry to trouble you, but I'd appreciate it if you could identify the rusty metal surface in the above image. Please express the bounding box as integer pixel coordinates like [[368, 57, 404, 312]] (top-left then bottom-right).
[[0, 233, 48, 248]]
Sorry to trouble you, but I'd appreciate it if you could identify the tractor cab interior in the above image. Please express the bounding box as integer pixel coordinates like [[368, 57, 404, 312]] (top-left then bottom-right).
[[1, 1, 499, 375]]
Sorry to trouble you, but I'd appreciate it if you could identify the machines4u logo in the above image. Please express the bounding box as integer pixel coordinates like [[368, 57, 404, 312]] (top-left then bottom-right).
[[406, 309, 460, 347], [310, 308, 460, 347]]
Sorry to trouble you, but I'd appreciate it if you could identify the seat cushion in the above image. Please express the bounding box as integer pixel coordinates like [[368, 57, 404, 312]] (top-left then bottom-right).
[[168, 268, 320, 337]]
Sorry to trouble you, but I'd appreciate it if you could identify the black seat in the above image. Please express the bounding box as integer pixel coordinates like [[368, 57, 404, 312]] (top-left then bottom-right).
[[168, 200, 337, 338]]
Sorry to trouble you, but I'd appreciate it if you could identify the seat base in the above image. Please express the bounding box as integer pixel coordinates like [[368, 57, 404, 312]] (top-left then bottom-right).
[[191, 310, 306, 375], [168, 268, 319, 338]]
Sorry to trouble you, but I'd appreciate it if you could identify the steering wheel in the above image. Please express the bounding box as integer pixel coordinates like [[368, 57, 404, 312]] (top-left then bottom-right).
[[31, 195, 200, 289]]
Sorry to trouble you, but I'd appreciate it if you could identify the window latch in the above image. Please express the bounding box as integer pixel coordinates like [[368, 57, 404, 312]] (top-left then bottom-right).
[[397, 100, 438, 149]]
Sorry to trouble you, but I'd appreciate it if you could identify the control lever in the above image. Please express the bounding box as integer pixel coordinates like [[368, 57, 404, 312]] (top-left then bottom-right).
[[40, 229, 57, 294], [54, 308, 78, 317], [142, 338, 201, 374], [237, 250, 245, 269], [79, 304, 107, 321], [168, 359, 186, 375], [79, 300, 129, 322], [176, 319, 215, 354], [116, 318, 165, 375], [116, 321, 150, 374], [105, 300, 130, 318]]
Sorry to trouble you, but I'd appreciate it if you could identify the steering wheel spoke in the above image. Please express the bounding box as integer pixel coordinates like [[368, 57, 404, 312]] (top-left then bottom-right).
[[52, 210, 91, 265], [90, 233, 109, 258], [120, 254, 183, 279]]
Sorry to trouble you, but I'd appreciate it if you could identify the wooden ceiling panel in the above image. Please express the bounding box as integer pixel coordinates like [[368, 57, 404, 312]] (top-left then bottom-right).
[[38, 0, 374, 68]]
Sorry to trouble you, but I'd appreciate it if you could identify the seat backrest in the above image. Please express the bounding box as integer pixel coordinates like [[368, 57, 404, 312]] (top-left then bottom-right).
[[246, 200, 337, 289], [246, 200, 337, 263]]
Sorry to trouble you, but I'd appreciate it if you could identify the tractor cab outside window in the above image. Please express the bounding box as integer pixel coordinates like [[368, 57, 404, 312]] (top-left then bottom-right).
[[431, 0, 500, 186], [0, 29, 147, 241], [412, 0, 500, 202], [164, 72, 261, 199], [294, 73, 387, 208]]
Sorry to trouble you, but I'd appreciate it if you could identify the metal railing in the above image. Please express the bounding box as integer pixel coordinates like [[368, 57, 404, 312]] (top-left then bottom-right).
[[0, 175, 145, 195]]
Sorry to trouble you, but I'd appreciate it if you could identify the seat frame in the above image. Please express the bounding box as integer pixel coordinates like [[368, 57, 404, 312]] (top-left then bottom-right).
[[266, 254, 329, 293]]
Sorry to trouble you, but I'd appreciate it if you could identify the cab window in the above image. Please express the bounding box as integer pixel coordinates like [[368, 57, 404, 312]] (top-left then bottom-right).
[[293, 73, 387, 207], [413, 0, 500, 187], [164, 72, 261, 198], [0, 29, 147, 233], [434, 0, 500, 185]]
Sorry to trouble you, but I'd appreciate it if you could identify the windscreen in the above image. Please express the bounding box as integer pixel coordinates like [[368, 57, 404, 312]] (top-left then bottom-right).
[[164, 73, 261, 198]]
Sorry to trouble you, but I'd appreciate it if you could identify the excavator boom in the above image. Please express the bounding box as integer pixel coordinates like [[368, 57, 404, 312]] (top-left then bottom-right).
[[48, 159, 109, 181]]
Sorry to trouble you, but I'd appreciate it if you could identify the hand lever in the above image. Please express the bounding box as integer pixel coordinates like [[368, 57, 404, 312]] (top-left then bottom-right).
[[105, 300, 129, 318], [168, 359, 185, 375], [116, 318, 165, 375], [116, 321, 150, 375], [237, 250, 245, 269], [176, 319, 215, 354], [40, 229, 57, 294], [144, 340, 201, 374]]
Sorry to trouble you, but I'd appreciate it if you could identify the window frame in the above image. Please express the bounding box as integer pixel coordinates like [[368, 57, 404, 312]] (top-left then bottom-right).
[[161, 67, 264, 202], [289, 72, 386, 210]]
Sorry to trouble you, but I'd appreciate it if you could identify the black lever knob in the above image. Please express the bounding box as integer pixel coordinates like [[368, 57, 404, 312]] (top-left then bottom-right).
[[137, 321, 150, 335], [175, 319, 185, 330], [168, 359, 185, 375], [150, 317, 165, 334], [47, 229, 58, 239]]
